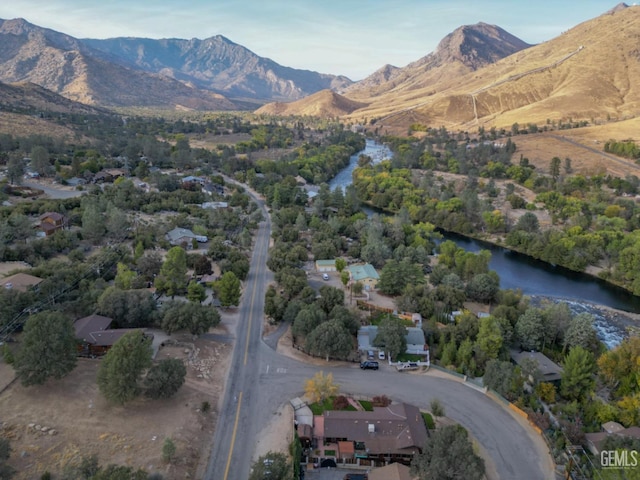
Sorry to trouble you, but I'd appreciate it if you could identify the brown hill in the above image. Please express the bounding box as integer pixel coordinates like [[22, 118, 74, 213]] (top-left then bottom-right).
[[347, 5, 640, 132], [0, 18, 236, 110], [255, 89, 368, 117], [344, 22, 531, 100]]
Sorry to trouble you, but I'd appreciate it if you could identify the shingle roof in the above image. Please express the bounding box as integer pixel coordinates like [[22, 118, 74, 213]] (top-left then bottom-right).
[[74, 314, 113, 342], [369, 463, 413, 480], [166, 227, 197, 242], [510, 349, 563, 381], [322, 403, 427, 454]]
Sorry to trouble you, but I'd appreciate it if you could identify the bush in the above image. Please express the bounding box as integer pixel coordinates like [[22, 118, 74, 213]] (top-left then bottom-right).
[[162, 438, 176, 463], [201, 401, 211, 413], [372, 395, 391, 407], [144, 359, 187, 399], [332, 395, 350, 410], [422, 412, 435, 429]]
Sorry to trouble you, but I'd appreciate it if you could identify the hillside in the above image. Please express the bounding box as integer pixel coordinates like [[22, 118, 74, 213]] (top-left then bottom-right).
[[255, 89, 368, 117], [83, 36, 352, 102], [346, 5, 640, 132], [0, 18, 237, 110], [344, 22, 531, 99]]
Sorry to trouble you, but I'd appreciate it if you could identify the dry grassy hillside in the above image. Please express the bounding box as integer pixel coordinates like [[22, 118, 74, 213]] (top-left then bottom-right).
[[346, 6, 640, 132], [256, 89, 368, 117]]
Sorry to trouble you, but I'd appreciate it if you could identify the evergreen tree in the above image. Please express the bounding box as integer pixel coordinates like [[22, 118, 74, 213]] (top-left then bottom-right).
[[561, 346, 596, 401], [14, 312, 77, 386], [97, 331, 153, 405]]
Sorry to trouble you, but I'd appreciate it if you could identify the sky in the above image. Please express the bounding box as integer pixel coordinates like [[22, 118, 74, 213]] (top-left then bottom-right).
[[0, 0, 626, 80]]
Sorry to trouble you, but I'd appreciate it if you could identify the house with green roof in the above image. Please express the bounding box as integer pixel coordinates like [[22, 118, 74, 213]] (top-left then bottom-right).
[[347, 263, 380, 290], [315, 259, 337, 272]]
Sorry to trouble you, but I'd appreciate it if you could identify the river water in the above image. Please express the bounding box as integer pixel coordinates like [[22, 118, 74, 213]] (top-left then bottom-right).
[[328, 139, 639, 347]]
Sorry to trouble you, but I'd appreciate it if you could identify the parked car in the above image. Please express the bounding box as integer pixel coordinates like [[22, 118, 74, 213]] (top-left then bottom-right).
[[378, 350, 385, 360], [367, 350, 375, 360], [322, 273, 330, 280], [344, 474, 368, 480], [360, 361, 379, 370]]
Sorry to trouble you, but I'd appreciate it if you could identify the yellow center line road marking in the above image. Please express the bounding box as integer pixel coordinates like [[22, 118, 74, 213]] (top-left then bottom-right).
[[223, 391, 243, 480]]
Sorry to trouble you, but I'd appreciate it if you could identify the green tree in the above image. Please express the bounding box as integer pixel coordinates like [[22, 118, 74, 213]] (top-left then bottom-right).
[[215, 271, 241, 307], [162, 438, 176, 464], [411, 425, 485, 480], [561, 346, 596, 401], [335, 258, 347, 272], [82, 200, 106, 242], [97, 330, 153, 405], [598, 336, 640, 397], [249, 452, 290, 480], [155, 246, 188, 297], [292, 306, 327, 339], [515, 212, 540, 233], [97, 287, 156, 328], [515, 308, 547, 351], [484, 359, 523, 400], [378, 259, 424, 296], [373, 315, 407, 361], [466, 273, 500, 303], [550, 156, 561, 180], [145, 359, 186, 399], [160, 301, 220, 335], [305, 320, 353, 361], [114, 262, 136, 290], [14, 311, 77, 386], [563, 313, 599, 353], [0, 437, 15, 479], [317, 286, 344, 314], [30, 145, 50, 176], [430, 398, 445, 420], [7, 156, 24, 185], [187, 280, 207, 303], [475, 316, 504, 365]]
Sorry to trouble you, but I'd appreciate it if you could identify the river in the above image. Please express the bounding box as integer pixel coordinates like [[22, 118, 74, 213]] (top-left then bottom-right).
[[328, 139, 640, 347]]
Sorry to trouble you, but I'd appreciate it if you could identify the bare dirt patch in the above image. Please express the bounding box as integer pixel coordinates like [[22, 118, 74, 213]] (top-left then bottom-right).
[[0, 334, 231, 479]]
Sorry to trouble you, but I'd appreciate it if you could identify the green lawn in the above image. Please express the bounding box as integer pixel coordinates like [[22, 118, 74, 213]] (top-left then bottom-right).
[[359, 400, 373, 411], [324, 450, 336, 456], [422, 412, 435, 429], [396, 353, 424, 362]]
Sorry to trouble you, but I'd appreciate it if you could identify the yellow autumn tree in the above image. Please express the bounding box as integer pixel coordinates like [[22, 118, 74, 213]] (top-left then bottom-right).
[[304, 371, 339, 404]]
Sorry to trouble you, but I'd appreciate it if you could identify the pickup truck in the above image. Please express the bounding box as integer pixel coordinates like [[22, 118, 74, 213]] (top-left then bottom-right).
[[396, 362, 419, 371]]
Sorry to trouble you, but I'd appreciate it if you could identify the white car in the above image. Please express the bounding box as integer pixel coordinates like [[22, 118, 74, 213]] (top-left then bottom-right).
[[378, 351, 385, 360], [322, 273, 330, 280]]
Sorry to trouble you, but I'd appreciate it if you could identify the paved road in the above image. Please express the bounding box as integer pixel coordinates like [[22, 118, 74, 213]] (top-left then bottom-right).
[[204, 181, 553, 480], [22, 180, 85, 199]]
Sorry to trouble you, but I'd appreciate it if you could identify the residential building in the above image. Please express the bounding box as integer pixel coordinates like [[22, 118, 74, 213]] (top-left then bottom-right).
[[368, 462, 413, 480], [357, 326, 429, 357], [73, 314, 151, 357], [201, 201, 229, 210], [585, 422, 640, 455], [348, 263, 380, 290], [510, 350, 563, 384], [39, 212, 66, 236], [0, 273, 43, 293], [317, 403, 428, 466], [165, 227, 208, 247]]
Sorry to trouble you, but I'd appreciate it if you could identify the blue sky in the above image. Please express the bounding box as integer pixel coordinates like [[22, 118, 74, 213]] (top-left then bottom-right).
[[0, 1, 623, 80]]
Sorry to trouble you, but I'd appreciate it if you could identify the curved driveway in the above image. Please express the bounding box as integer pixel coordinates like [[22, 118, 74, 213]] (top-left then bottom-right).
[[204, 181, 553, 480]]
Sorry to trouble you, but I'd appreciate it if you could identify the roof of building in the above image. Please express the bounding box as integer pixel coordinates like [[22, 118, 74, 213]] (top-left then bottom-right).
[[86, 328, 144, 347], [315, 260, 336, 266], [510, 349, 563, 381], [39, 212, 64, 222], [201, 202, 228, 209], [348, 263, 380, 281], [368, 463, 413, 480], [74, 314, 113, 342], [0, 273, 43, 292], [603, 421, 625, 434], [405, 327, 426, 346], [166, 227, 198, 242], [321, 403, 427, 454]]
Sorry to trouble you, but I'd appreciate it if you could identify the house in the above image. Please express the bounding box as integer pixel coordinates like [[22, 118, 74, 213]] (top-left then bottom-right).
[[39, 212, 66, 236], [201, 202, 229, 210], [348, 263, 380, 290], [368, 462, 413, 480], [315, 260, 337, 272], [73, 314, 150, 357], [165, 227, 208, 248], [586, 423, 640, 455], [0, 273, 43, 293], [510, 350, 563, 384], [358, 326, 429, 357], [66, 177, 86, 187], [202, 182, 224, 195], [318, 403, 428, 465]]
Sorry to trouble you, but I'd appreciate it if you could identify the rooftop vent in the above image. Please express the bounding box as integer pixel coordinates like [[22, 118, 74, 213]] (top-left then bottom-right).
[[368, 423, 375, 433]]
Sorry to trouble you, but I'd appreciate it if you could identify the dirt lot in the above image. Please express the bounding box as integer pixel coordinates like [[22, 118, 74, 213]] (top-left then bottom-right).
[[0, 330, 232, 479]]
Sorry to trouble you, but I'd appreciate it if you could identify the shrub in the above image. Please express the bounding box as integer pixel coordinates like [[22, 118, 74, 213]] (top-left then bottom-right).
[[162, 438, 176, 463], [422, 412, 435, 429], [372, 395, 391, 407], [332, 395, 350, 410], [201, 401, 211, 413]]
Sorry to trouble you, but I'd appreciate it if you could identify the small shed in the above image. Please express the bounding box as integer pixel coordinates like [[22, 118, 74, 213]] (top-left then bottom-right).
[[315, 259, 336, 272]]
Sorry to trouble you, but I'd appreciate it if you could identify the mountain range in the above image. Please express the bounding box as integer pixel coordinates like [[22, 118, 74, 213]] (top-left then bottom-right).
[[0, 3, 639, 134]]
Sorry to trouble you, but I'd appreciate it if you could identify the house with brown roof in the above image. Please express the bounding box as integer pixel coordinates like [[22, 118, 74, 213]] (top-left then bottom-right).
[[317, 403, 428, 466], [586, 423, 640, 455], [39, 212, 67, 236], [0, 273, 43, 293], [368, 462, 413, 480], [73, 314, 150, 357]]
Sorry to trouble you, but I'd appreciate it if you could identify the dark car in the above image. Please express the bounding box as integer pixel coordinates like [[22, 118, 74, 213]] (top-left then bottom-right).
[[360, 361, 379, 370]]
